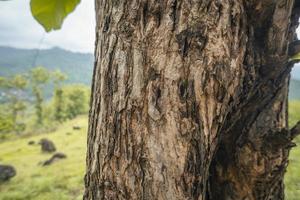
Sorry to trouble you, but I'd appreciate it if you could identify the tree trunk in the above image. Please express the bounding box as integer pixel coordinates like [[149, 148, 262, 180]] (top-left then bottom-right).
[[84, 0, 300, 199]]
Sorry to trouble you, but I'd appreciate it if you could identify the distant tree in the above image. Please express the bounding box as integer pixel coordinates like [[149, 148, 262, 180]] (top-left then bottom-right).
[[29, 67, 50, 125], [52, 70, 67, 122], [0, 74, 28, 133], [0, 113, 14, 135], [63, 84, 89, 119], [0, 77, 6, 88], [0, 103, 14, 136]]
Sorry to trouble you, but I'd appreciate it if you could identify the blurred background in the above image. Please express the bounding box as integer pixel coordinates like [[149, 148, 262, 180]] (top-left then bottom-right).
[[0, 1, 300, 200]]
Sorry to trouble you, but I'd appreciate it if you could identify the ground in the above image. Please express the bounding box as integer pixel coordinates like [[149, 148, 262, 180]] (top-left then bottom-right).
[[0, 104, 299, 200], [285, 101, 300, 200], [0, 116, 87, 200]]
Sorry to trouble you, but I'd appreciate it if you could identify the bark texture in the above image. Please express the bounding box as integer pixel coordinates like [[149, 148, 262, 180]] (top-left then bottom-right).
[[84, 0, 300, 199]]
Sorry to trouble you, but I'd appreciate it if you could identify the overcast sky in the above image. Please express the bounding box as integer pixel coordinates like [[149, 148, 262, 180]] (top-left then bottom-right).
[[0, 0, 95, 53], [0, 1, 300, 79]]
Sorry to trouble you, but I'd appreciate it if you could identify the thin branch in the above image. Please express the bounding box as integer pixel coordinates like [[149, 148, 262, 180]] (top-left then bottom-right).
[[290, 121, 300, 139]]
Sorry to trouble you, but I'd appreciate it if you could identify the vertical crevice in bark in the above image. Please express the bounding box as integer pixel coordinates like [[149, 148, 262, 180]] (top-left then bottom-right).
[[208, 1, 299, 199], [170, 0, 179, 31]]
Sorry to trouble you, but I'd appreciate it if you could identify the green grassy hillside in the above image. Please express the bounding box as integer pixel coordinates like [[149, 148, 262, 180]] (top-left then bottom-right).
[[0, 116, 87, 200], [285, 101, 300, 200], [0, 102, 300, 199]]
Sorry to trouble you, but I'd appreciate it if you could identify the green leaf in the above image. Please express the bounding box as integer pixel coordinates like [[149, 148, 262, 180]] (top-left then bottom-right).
[[291, 52, 300, 61], [30, 0, 80, 32]]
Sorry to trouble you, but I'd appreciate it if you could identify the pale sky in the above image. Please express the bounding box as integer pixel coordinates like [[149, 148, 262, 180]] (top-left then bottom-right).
[[0, 0, 95, 53], [0, 1, 300, 79]]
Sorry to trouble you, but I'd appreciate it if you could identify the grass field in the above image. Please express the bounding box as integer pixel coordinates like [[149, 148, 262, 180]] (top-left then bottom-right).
[[0, 116, 87, 200], [285, 101, 300, 200], [0, 102, 300, 199]]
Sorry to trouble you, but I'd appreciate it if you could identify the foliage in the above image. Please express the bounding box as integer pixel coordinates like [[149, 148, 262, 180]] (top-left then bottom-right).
[[0, 66, 89, 135], [52, 70, 67, 86], [30, 67, 50, 85], [0, 75, 28, 90], [0, 76, 6, 87], [0, 74, 28, 133], [0, 115, 13, 134], [53, 88, 65, 122], [50, 84, 90, 122], [63, 85, 90, 119], [0, 105, 14, 135], [30, 0, 81, 32], [52, 70, 67, 122], [29, 67, 51, 125], [33, 86, 44, 125]]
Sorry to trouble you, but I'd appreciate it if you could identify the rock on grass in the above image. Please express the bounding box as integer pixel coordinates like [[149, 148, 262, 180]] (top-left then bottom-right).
[[0, 165, 16, 182], [39, 138, 56, 153], [42, 153, 67, 166]]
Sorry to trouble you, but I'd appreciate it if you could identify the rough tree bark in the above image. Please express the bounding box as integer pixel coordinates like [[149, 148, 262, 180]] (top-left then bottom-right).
[[84, 0, 300, 199]]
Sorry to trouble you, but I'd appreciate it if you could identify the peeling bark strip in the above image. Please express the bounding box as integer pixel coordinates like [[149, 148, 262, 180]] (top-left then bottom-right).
[[85, 0, 300, 199]]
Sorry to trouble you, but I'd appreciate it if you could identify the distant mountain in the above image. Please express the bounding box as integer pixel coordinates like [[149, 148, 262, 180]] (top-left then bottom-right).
[[0, 46, 299, 100], [0, 46, 94, 85]]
